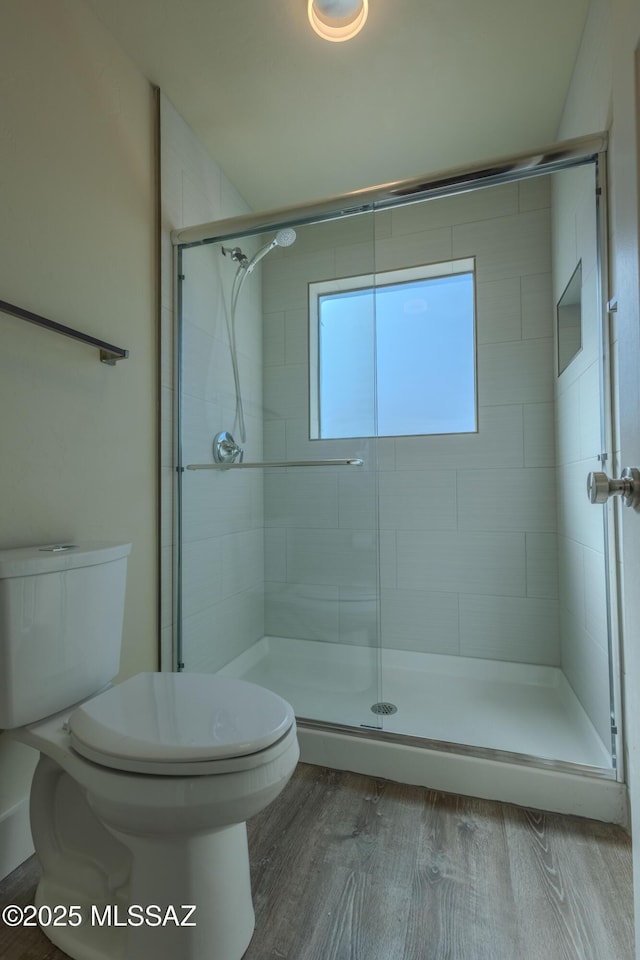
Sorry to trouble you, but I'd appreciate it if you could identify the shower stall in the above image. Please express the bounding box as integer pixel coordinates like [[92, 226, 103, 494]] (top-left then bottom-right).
[[170, 134, 624, 818]]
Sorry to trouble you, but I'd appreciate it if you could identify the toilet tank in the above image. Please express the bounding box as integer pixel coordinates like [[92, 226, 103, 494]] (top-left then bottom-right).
[[0, 542, 131, 728]]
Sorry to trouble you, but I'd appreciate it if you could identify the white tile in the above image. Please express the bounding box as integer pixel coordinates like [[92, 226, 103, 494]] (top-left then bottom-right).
[[263, 250, 335, 313], [181, 321, 235, 406], [518, 176, 551, 212], [263, 419, 286, 461], [557, 534, 585, 620], [287, 214, 377, 255], [338, 471, 377, 529], [182, 171, 218, 236], [334, 241, 377, 278], [181, 244, 228, 340], [180, 394, 230, 464], [478, 338, 554, 406], [583, 546, 609, 653], [160, 142, 184, 230], [285, 417, 377, 466], [380, 588, 459, 655], [181, 536, 224, 618], [285, 308, 308, 364], [476, 277, 521, 344], [526, 533, 559, 599], [391, 183, 519, 235], [551, 169, 579, 303], [338, 587, 378, 646], [379, 470, 457, 530], [460, 595, 560, 665], [453, 209, 551, 284], [396, 530, 526, 596], [555, 377, 582, 465], [521, 273, 553, 339], [373, 227, 453, 273], [395, 405, 524, 470], [574, 165, 598, 280], [265, 581, 339, 643], [560, 607, 612, 747], [181, 469, 263, 542], [264, 528, 287, 582], [286, 528, 378, 590], [374, 439, 397, 472], [523, 403, 556, 467], [220, 529, 264, 598], [579, 360, 603, 459], [181, 587, 263, 673], [379, 530, 397, 589], [263, 363, 307, 420], [457, 467, 557, 532], [265, 472, 339, 528], [557, 458, 606, 554], [263, 311, 285, 366]]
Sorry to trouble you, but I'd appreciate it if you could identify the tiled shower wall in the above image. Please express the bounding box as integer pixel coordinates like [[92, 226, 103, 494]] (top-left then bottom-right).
[[160, 94, 265, 672], [262, 178, 561, 666], [552, 165, 611, 745]]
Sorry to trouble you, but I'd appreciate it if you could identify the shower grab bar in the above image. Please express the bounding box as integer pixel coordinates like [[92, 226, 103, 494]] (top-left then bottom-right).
[[0, 298, 129, 365], [186, 458, 364, 470]]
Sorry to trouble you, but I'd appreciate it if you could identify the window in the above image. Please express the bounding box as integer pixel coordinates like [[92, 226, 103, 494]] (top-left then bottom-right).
[[309, 258, 477, 439]]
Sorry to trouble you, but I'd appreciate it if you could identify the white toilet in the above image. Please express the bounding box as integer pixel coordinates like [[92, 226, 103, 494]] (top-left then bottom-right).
[[0, 542, 299, 960]]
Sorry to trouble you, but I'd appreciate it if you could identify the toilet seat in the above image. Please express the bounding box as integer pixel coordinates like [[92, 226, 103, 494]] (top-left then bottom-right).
[[68, 672, 295, 776]]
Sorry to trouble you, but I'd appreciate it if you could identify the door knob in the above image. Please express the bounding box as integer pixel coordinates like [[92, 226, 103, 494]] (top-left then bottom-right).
[[587, 467, 640, 507]]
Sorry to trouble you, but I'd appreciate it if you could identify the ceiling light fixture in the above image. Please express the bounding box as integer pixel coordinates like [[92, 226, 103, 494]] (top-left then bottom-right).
[[307, 0, 369, 42]]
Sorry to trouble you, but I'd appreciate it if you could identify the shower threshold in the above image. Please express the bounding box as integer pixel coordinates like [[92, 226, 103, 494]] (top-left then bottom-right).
[[218, 636, 611, 771]]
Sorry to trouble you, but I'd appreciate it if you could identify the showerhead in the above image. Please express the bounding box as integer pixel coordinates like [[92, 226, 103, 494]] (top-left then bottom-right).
[[274, 228, 297, 248], [244, 228, 297, 273]]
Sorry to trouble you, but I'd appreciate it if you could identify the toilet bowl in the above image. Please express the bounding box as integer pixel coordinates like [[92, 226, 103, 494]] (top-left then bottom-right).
[[0, 543, 299, 960]]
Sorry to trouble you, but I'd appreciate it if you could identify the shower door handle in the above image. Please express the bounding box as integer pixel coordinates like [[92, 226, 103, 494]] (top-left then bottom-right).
[[587, 467, 640, 507]]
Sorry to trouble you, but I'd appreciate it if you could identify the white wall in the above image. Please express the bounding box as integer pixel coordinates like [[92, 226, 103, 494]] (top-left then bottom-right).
[[160, 96, 264, 673], [0, 0, 157, 877], [263, 180, 560, 666]]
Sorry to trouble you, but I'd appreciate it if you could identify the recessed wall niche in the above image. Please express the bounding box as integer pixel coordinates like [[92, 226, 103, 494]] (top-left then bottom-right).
[[557, 261, 582, 374]]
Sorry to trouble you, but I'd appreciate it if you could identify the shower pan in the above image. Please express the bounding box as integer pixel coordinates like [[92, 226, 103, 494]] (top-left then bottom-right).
[[171, 133, 626, 820]]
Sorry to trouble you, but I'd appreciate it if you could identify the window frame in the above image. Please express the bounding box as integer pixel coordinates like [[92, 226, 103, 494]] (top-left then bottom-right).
[[308, 256, 477, 440]]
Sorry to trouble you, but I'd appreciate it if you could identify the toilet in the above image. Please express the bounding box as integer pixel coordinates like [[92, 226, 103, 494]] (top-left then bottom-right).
[[0, 542, 299, 960]]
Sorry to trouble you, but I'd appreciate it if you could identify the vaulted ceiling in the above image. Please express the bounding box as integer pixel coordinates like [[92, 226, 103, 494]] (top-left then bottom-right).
[[85, 0, 591, 211]]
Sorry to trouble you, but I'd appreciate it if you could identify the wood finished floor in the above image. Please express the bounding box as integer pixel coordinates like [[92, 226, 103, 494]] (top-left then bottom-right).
[[0, 763, 634, 960]]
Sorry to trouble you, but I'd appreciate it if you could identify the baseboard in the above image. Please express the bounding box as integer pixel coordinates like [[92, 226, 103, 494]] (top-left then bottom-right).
[[0, 795, 34, 881], [298, 726, 629, 826]]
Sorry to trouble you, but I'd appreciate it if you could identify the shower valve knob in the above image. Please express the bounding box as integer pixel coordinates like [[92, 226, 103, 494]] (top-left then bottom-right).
[[587, 468, 640, 507]]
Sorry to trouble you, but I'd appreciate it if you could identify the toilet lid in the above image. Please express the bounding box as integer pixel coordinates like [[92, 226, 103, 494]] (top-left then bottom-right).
[[68, 673, 295, 767]]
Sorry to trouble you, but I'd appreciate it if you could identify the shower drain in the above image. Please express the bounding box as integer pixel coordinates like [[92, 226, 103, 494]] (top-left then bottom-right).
[[370, 701, 398, 716]]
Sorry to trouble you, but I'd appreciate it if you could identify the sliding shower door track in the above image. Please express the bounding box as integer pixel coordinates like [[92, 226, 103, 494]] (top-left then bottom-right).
[[296, 717, 617, 781]]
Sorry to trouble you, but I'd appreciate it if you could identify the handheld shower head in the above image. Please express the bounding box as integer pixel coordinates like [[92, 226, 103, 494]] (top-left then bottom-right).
[[274, 228, 297, 248], [223, 227, 297, 448], [244, 228, 297, 273]]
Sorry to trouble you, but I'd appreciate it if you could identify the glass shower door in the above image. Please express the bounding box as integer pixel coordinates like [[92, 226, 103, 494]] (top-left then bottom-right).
[[177, 210, 383, 731], [370, 163, 618, 771]]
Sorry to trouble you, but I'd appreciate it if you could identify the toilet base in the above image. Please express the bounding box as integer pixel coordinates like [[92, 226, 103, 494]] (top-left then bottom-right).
[[31, 756, 256, 960], [35, 826, 255, 960]]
